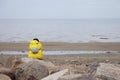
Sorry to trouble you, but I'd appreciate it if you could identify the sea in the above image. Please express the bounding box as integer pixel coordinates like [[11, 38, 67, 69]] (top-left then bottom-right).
[[0, 19, 120, 42], [0, 19, 120, 55]]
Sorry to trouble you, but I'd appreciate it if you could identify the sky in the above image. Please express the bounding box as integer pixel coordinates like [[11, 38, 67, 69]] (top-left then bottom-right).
[[0, 0, 120, 19]]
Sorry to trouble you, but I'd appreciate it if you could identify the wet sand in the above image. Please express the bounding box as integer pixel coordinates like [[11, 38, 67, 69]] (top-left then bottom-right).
[[0, 42, 120, 51]]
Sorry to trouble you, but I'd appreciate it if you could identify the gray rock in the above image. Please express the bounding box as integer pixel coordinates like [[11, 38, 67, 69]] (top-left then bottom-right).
[[15, 61, 49, 80], [95, 63, 120, 80], [21, 57, 58, 74]]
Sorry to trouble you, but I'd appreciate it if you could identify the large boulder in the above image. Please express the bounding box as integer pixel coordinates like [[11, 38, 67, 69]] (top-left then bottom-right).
[[95, 63, 120, 80], [21, 58, 58, 74], [15, 61, 49, 80]]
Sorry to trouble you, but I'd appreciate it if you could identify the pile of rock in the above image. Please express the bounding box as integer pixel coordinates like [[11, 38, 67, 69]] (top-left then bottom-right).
[[0, 57, 68, 80], [0, 57, 49, 80], [0, 57, 120, 80]]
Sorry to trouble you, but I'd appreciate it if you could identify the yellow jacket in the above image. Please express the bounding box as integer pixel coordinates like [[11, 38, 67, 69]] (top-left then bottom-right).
[[28, 40, 43, 59]]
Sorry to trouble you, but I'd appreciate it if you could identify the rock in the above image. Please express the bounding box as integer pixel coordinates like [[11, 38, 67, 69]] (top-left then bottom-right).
[[11, 56, 21, 69], [15, 61, 49, 80], [6, 56, 17, 68], [0, 67, 15, 80], [95, 63, 120, 80], [21, 57, 58, 74], [41, 69, 68, 80], [21, 58, 55, 67], [88, 62, 99, 74], [0, 63, 4, 67], [74, 64, 90, 73], [59, 73, 82, 80], [6, 56, 21, 68], [0, 74, 11, 80]]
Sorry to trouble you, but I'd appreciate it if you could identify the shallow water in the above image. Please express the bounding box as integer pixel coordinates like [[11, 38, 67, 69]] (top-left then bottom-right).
[[0, 19, 120, 42], [0, 50, 118, 55]]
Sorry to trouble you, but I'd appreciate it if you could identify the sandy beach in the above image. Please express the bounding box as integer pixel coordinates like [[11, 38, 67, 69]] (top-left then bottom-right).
[[0, 41, 120, 64], [0, 42, 120, 80]]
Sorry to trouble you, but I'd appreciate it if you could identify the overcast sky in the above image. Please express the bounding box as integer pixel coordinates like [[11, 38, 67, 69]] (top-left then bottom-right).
[[0, 0, 120, 19]]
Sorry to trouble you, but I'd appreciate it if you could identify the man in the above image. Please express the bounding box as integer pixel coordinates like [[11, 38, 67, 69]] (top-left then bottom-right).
[[28, 38, 43, 59]]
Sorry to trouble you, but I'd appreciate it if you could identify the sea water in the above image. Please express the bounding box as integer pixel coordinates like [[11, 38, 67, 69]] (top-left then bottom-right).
[[0, 19, 120, 42]]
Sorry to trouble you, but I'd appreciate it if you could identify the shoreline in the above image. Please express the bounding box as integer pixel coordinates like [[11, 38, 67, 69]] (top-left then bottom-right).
[[1, 41, 120, 65], [0, 42, 120, 51]]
